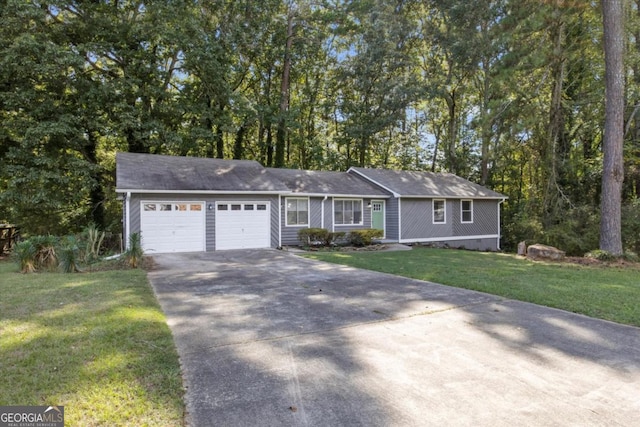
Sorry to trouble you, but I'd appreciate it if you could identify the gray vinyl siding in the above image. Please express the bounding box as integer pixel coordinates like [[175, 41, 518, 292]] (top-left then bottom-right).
[[399, 198, 500, 243], [310, 198, 322, 228], [401, 199, 452, 240], [451, 199, 498, 236], [385, 197, 400, 240], [129, 193, 279, 251]]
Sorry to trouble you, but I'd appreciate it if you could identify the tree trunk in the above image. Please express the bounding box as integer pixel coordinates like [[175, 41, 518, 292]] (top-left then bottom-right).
[[275, 11, 294, 168], [233, 122, 246, 160], [600, 0, 625, 255], [543, 13, 566, 222], [86, 130, 105, 228], [444, 89, 457, 174]]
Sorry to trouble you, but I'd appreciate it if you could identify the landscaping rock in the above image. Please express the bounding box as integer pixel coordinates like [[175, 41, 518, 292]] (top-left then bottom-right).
[[517, 241, 527, 256], [526, 244, 565, 261]]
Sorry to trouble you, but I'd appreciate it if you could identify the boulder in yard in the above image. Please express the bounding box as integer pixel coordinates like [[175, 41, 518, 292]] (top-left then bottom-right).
[[526, 244, 565, 261]]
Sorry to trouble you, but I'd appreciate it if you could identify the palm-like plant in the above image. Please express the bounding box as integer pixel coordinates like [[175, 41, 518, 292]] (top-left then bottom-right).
[[125, 233, 144, 268]]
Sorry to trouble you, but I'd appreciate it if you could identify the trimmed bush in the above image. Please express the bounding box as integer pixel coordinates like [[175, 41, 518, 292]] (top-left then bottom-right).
[[297, 228, 346, 247], [348, 229, 384, 247], [298, 228, 329, 246]]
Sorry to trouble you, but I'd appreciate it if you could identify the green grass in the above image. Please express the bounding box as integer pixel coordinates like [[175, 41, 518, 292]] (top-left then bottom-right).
[[304, 248, 640, 327], [0, 261, 185, 426]]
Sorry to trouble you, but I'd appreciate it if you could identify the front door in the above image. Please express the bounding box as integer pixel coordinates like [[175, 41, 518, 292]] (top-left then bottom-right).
[[371, 200, 385, 237]]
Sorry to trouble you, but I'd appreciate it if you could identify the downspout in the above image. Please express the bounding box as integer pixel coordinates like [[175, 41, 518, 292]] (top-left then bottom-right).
[[125, 192, 131, 251], [497, 198, 505, 251], [398, 197, 402, 242], [278, 194, 282, 248], [321, 195, 328, 229]]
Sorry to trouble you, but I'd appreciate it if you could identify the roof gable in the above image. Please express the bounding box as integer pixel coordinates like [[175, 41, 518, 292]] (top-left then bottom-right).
[[349, 167, 506, 199]]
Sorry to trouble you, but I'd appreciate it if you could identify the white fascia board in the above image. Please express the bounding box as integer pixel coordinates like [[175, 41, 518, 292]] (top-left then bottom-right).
[[290, 192, 390, 199], [347, 168, 401, 198], [400, 195, 507, 200], [116, 188, 290, 195], [399, 235, 500, 244]]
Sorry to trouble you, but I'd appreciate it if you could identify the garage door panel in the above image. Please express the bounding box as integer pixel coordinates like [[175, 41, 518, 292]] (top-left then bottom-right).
[[140, 202, 205, 253], [215, 202, 270, 250]]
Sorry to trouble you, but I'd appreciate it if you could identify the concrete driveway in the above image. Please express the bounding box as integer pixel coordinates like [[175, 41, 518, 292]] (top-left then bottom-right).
[[148, 249, 640, 426]]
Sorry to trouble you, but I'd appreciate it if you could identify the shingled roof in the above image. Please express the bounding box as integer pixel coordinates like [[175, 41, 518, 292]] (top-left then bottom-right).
[[265, 168, 389, 197], [116, 152, 289, 192], [349, 167, 506, 199]]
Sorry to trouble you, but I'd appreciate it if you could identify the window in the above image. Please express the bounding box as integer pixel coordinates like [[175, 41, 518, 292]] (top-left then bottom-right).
[[244, 204, 254, 210], [257, 204, 267, 211], [217, 204, 228, 211], [461, 200, 473, 223], [175, 204, 187, 211], [334, 199, 363, 225], [286, 198, 308, 226], [433, 199, 446, 224], [231, 204, 242, 211], [160, 204, 172, 211], [143, 203, 156, 211], [190, 204, 202, 211]]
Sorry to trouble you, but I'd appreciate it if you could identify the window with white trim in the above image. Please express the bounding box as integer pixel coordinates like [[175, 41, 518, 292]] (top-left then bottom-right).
[[286, 198, 309, 226], [461, 200, 473, 223], [334, 199, 363, 225], [433, 199, 446, 224]]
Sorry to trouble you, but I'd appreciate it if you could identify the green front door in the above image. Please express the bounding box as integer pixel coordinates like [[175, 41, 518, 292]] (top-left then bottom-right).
[[371, 200, 385, 236]]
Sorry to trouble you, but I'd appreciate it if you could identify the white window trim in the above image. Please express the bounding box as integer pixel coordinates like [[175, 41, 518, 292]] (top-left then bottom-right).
[[433, 199, 446, 224], [285, 197, 309, 227], [334, 198, 364, 226], [461, 199, 474, 224]]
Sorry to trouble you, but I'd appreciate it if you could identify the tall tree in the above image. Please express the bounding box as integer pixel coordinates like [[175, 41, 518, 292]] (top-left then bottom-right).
[[600, 0, 625, 255]]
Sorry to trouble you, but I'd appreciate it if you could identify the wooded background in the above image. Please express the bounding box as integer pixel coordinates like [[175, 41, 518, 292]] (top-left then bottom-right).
[[1, 0, 639, 255]]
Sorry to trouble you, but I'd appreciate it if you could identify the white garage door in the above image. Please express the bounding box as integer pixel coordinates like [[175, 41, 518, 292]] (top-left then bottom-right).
[[140, 202, 205, 253], [215, 202, 271, 250]]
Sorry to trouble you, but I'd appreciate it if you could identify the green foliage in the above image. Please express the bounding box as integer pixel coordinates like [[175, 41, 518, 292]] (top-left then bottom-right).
[[297, 228, 346, 247], [622, 199, 640, 254], [125, 233, 144, 269], [504, 206, 599, 256], [82, 223, 105, 264], [0, 0, 636, 257], [13, 240, 36, 274], [58, 235, 81, 273], [544, 207, 600, 256], [585, 250, 616, 262], [348, 229, 384, 247], [623, 251, 639, 263], [12, 235, 58, 273]]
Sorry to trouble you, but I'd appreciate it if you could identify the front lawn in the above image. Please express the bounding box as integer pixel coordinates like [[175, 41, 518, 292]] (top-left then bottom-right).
[[304, 247, 640, 327], [0, 261, 185, 426]]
